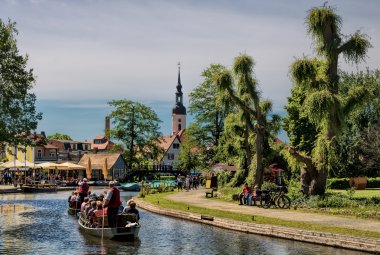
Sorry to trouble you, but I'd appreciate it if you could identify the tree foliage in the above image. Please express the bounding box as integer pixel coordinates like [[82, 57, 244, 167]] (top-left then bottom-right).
[[47, 133, 73, 141], [0, 19, 42, 148], [189, 64, 229, 162], [108, 99, 162, 167], [215, 54, 280, 188], [285, 4, 372, 195], [175, 127, 206, 173]]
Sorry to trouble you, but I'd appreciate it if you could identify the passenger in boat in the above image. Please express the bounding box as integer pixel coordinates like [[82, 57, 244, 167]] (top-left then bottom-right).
[[78, 178, 90, 203], [97, 193, 104, 202], [81, 197, 90, 212], [94, 201, 107, 217], [124, 201, 140, 221], [103, 181, 121, 228], [68, 191, 75, 204], [70, 191, 81, 209], [87, 201, 98, 224]]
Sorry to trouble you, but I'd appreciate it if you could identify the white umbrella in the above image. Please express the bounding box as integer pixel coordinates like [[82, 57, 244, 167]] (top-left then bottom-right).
[[58, 162, 86, 170], [0, 160, 35, 169], [36, 162, 61, 169]]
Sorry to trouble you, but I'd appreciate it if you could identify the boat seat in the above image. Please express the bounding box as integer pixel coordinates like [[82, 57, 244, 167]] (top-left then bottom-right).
[[118, 213, 137, 226], [96, 216, 109, 227]]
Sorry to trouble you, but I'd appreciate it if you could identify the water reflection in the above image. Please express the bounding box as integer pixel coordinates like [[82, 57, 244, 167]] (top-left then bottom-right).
[[0, 190, 372, 255]]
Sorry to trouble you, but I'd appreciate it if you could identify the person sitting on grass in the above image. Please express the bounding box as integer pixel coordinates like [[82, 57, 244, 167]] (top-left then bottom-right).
[[239, 182, 252, 205]]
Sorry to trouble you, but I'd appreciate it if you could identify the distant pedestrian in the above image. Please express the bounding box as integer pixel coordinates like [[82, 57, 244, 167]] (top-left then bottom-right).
[[185, 176, 190, 191], [177, 175, 183, 191]]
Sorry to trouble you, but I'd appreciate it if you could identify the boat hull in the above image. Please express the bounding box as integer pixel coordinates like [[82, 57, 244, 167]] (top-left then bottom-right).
[[21, 185, 57, 193], [78, 217, 140, 240], [67, 207, 80, 216], [119, 183, 141, 191]]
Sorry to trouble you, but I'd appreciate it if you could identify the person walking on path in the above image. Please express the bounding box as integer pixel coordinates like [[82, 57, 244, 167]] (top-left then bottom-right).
[[177, 175, 183, 191], [103, 181, 121, 228]]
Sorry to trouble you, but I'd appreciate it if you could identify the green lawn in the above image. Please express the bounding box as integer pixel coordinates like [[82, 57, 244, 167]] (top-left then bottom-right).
[[139, 192, 380, 239], [330, 188, 380, 198]]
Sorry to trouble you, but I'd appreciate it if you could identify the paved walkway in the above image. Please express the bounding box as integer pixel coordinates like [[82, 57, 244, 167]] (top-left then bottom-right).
[[166, 188, 380, 233]]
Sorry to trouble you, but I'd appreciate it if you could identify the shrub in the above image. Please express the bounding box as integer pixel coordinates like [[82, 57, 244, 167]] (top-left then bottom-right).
[[160, 176, 176, 180], [261, 181, 278, 191], [327, 178, 350, 189], [328, 177, 380, 189], [367, 177, 380, 188]]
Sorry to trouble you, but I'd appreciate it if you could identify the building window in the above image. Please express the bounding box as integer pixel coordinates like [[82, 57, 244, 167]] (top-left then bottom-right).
[[173, 143, 180, 149], [178, 124, 181, 131], [178, 118, 181, 123], [37, 150, 42, 159], [167, 153, 174, 160]]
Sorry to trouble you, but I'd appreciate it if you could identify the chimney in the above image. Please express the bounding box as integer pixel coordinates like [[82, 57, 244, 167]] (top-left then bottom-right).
[[105, 116, 110, 139]]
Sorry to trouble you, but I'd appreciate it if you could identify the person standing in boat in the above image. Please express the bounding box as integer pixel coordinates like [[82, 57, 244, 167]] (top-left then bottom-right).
[[103, 181, 121, 228], [78, 178, 90, 203]]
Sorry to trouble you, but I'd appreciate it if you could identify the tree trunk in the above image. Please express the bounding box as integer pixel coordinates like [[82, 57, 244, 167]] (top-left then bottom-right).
[[300, 168, 311, 195], [254, 127, 265, 188], [288, 146, 327, 196], [309, 166, 328, 195]]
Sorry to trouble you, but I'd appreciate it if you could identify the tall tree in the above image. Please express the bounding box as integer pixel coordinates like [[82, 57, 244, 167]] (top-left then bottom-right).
[[0, 19, 42, 151], [286, 4, 371, 195], [189, 64, 229, 161], [47, 133, 73, 141], [175, 128, 205, 173], [108, 100, 162, 168], [215, 54, 267, 187]]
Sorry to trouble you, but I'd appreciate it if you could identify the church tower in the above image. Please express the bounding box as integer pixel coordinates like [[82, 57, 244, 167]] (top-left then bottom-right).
[[172, 63, 186, 135]]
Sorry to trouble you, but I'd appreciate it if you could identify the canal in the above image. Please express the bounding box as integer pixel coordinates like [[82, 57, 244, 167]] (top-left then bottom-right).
[[0, 190, 371, 255]]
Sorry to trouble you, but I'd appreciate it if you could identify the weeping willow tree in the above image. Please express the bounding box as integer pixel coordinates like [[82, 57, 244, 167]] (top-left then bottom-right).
[[286, 4, 371, 195], [215, 54, 280, 188]]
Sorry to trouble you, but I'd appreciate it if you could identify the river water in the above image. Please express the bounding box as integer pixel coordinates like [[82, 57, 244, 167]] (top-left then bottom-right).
[[0, 189, 371, 255]]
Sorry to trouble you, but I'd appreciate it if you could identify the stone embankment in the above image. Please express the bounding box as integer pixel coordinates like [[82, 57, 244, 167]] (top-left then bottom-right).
[[135, 198, 380, 253]]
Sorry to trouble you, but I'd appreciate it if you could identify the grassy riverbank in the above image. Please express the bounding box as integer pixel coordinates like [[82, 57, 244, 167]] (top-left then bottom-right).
[[140, 191, 380, 239]]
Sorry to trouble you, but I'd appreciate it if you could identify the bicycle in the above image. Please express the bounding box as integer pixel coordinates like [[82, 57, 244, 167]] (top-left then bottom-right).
[[259, 186, 291, 209], [275, 186, 291, 209]]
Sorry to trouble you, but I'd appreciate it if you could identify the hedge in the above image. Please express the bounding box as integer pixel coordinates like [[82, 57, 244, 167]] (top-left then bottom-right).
[[328, 177, 380, 189]]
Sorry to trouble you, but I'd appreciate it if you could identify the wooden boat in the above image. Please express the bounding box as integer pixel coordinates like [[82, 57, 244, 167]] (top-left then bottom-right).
[[67, 205, 80, 216], [78, 213, 140, 240], [119, 183, 141, 191], [21, 184, 57, 193]]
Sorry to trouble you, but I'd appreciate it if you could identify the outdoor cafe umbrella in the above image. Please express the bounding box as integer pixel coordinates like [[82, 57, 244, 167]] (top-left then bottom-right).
[[58, 162, 86, 170], [0, 160, 35, 169], [36, 162, 61, 169], [86, 158, 92, 179]]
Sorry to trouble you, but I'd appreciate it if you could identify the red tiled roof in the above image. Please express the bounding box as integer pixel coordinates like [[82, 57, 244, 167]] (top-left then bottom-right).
[[43, 144, 58, 149], [157, 135, 177, 152], [91, 140, 114, 150], [95, 135, 105, 139]]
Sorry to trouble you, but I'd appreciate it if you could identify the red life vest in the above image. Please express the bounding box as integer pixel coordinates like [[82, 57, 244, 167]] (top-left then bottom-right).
[[78, 182, 89, 194], [108, 187, 121, 208]]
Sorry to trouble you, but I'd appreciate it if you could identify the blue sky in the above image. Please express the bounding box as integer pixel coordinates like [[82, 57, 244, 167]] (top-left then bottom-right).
[[1, 0, 380, 141]]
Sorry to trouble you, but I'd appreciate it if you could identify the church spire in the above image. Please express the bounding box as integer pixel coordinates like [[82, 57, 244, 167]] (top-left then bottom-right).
[[172, 62, 187, 135], [176, 62, 183, 104], [172, 62, 186, 115]]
